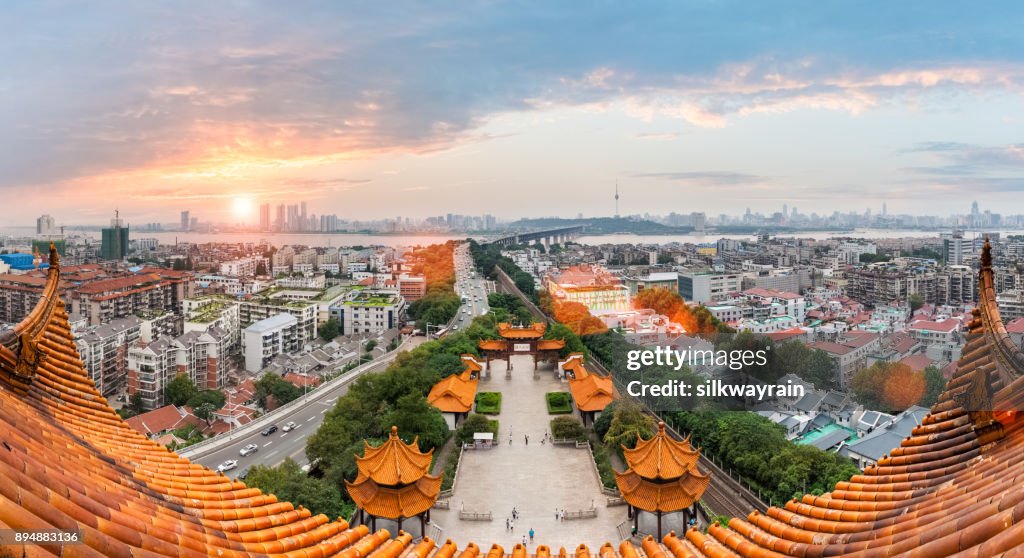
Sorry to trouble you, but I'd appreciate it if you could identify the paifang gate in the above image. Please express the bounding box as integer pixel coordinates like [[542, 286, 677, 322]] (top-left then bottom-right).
[[477, 322, 564, 372]]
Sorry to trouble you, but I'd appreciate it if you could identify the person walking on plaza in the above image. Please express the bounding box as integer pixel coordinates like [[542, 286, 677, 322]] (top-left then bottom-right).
[[524, 434, 529, 445], [506, 518, 510, 531], [522, 535, 528, 547], [529, 528, 535, 542]]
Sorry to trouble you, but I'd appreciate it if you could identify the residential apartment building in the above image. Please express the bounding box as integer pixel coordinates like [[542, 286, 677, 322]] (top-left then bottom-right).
[[907, 318, 963, 362], [335, 291, 406, 336], [72, 269, 194, 326], [76, 316, 142, 396], [219, 256, 266, 277], [238, 295, 317, 346], [998, 290, 1024, 322], [242, 313, 299, 372], [183, 295, 242, 353], [810, 332, 882, 390], [678, 271, 743, 304], [126, 328, 231, 410]]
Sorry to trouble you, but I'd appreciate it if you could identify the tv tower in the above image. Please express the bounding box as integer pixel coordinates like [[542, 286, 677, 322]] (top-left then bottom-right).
[[615, 180, 620, 218]]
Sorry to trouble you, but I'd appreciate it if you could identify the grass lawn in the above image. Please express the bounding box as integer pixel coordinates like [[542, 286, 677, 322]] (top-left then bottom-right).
[[475, 392, 502, 414], [546, 391, 573, 414]]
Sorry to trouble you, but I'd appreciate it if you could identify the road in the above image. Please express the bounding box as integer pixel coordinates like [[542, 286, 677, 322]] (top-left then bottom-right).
[[201, 242, 488, 478], [451, 243, 492, 331]]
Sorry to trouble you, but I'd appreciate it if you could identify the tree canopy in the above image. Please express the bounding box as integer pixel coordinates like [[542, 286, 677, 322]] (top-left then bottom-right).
[[164, 374, 198, 407]]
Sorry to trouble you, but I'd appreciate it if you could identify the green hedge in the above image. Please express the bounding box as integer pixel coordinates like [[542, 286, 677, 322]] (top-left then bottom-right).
[[475, 392, 502, 414], [591, 442, 618, 489], [550, 416, 587, 441], [546, 391, 573, 414]]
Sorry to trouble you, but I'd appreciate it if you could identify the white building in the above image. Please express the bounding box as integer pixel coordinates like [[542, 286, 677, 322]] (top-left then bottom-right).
[[335, 291, 406, 336], [679, 271, 743, 304], [219, 256, 266, 277], [242, 313, 299, 372]]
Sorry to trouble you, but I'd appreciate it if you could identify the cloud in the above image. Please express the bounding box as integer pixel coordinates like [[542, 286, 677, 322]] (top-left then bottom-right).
[[3, 1, 1024, 207], [635, 171, 767, 186]]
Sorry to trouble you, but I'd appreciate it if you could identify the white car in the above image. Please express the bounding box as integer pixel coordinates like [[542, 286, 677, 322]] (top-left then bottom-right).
[[239, 444, 258, 457], [217, 460, 238, 473], [282, 421, 298, 432]]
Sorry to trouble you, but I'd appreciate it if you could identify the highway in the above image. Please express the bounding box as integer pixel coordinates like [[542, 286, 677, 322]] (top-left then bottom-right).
[[199, 242, 488, 479]]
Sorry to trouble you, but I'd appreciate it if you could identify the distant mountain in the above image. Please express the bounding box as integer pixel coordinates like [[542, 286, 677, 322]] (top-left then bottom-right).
[[504, 217, 693, 235]]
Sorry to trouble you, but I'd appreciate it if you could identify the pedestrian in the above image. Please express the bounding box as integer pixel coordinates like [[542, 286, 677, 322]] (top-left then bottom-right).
[[506, 518, 510, 531], [522, 535, 527, 546], [525, 434, 529, 445], [510, 519, 514, 532], [509, 434, 512, 446], [529, 528, 535, 542], [555, 509, 559, 521]]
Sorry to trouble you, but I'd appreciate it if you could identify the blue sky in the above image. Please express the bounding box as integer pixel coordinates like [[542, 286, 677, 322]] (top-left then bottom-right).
[[2, 1, 1023, 224]]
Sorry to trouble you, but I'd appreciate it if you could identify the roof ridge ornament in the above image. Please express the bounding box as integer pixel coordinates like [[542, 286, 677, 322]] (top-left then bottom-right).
[[981, 236, 993, 271]]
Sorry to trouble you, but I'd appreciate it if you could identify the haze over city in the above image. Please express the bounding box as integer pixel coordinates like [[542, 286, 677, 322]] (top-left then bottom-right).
[[3, 1, 1024, 225]]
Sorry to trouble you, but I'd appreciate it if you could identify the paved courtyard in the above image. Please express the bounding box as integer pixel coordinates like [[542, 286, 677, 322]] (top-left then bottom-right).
[[431, 355, 627, 550]]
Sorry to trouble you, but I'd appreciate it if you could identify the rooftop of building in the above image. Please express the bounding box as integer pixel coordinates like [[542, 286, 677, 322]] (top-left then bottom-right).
[[244, 312, 298, 332]]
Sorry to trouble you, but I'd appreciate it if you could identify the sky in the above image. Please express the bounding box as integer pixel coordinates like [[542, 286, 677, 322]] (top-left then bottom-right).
[[2, 1, 1024, 225]]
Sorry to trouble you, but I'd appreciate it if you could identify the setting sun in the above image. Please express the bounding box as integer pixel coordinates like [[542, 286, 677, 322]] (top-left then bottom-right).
[[231, 196, 253, 218]]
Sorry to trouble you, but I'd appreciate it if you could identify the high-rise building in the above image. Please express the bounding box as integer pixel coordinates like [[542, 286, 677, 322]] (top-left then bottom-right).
[[275, 204, 285, 231], [180, 210, 190, 231], [300, 201, 308, 231], [36, 214, 56, 236], [100, 212, 129, 260], [259, 203, 271, 231]]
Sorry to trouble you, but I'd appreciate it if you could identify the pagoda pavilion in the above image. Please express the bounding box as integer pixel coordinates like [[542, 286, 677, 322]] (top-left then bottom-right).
[[346, 426, 441, 537], [477, 322, 564, 371], [428, 354, 482, 428], [560, 352, 614, 424], [615, 422, 710, 539]]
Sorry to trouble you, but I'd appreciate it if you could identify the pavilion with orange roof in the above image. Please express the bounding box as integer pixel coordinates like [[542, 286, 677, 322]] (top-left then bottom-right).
[[560, 352, 615, 424], [427, 354, 482, 428], [346, 425, 442, 537], [615, 422, 710, 539], [478, 322, 565, 372]]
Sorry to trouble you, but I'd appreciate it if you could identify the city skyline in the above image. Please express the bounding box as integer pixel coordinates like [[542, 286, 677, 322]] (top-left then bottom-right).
[[3, 2, 1024, 224]]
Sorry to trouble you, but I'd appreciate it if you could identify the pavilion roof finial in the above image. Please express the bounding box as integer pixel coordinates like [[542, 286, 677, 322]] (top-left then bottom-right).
[[981, 236, 993, 271]]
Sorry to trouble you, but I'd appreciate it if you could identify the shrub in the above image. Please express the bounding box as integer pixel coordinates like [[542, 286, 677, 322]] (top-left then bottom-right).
[[550, 416, 587, 441], [456, 414, 499, 446], [475, 392, 502, 414], [546, 391, 573, 414], [591, 443, 618, 489]]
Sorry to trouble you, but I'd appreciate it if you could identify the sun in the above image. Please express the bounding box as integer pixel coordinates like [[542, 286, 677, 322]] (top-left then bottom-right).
[[231, 196, 253, 218]]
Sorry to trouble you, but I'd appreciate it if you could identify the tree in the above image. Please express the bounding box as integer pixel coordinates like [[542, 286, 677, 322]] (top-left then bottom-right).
[[129, 392, 145, 414], [593, 401, 617, 439], [254, 373, 302, 409], [909, 293, 925, 312], [255, 260, 268, 276], [318, 318, 340, 342], [920, 366, 946, 407], [245, 458, 351, 520], [188, 390, 227, 425], [384, 393, 449, 451], [852, 362, 926, 413], [364, 339, 377, 352], [603, 400, 656, 452], [164, 374, 198, 407]]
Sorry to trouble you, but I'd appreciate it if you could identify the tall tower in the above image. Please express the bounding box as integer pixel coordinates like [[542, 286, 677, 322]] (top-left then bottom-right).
[[615, 180, 620, 218]]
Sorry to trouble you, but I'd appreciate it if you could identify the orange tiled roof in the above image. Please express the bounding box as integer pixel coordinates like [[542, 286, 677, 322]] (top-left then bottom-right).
[[614, 469, 711, 513], [354, 426, 434, 485], [568, 373, 614, 412], [497, 322, 546, 339], [537, 339, 566, 351], [622, 423, 700, 480], [345, 474, 441, 519], [428, 370, 479, 413], [478, 339, 508, 351]]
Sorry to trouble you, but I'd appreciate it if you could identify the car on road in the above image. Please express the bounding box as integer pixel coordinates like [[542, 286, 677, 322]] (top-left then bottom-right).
[[261, 425, 278, 436], [237, 468, 249, 480], [452, 325, 460, 331], [282, 421, 298, 432], [216, 459, 238, 473], [239, 444, 259, 457]]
